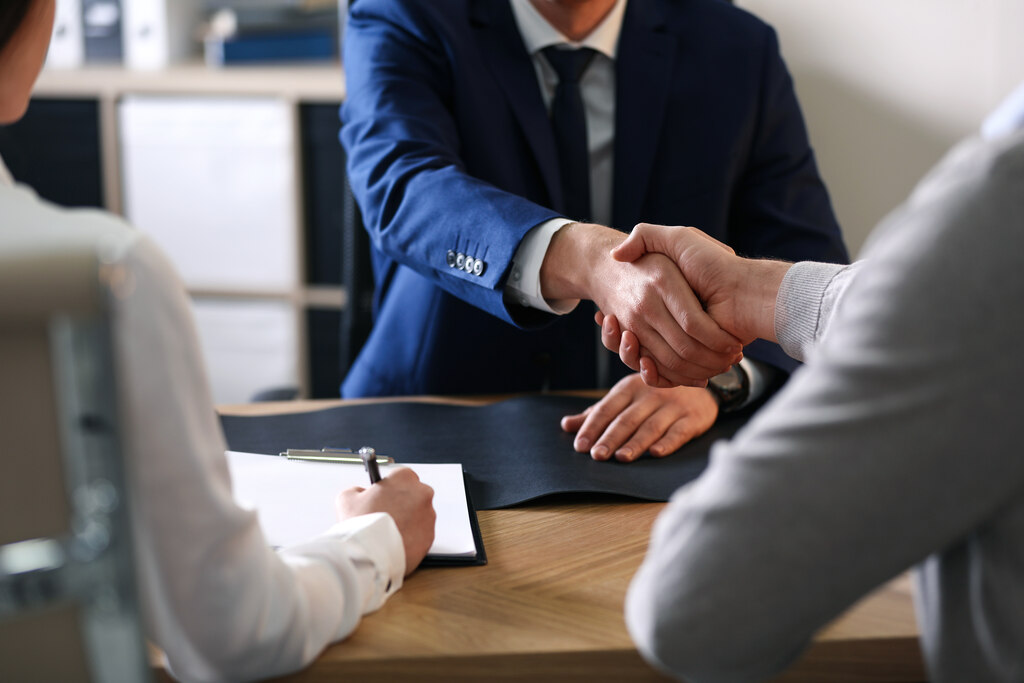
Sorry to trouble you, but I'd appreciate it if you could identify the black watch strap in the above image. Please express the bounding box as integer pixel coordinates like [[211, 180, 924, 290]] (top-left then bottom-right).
[[707, 363, 750, 413]]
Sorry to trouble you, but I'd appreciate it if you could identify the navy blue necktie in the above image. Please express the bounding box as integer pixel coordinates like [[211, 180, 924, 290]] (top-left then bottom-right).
[[542, 46, 597, 222]]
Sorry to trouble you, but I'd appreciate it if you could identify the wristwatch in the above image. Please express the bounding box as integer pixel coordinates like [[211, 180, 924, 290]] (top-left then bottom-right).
[[706, 361, 751, 413]]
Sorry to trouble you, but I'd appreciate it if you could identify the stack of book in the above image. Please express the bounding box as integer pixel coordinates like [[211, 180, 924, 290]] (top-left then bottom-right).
[[203, 0, 340, 67], [48, 0, 204, 70]]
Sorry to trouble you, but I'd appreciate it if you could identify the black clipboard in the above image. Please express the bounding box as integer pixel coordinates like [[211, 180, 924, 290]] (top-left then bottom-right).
[[420, 471, 487, 567]]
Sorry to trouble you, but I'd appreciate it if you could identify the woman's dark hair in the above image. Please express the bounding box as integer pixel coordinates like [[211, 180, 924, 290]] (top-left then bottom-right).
[[0, 0, 35, 56]]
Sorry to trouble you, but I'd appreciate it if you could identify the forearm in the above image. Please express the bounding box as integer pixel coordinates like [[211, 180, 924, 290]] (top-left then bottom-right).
[[344, 132, 559, 322], [728, 257, 792, 344], [123, 240, 404, 681], [341, 7, 559, 324], [539, 222, 624, 301]]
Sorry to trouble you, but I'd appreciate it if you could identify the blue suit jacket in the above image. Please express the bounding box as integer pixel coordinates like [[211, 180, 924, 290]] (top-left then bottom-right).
[[340, 0, 847, 397]]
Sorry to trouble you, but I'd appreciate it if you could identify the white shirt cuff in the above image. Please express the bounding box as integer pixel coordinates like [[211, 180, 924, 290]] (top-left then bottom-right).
[[506, 218, 580, 315], [292, 511, 405, 615]]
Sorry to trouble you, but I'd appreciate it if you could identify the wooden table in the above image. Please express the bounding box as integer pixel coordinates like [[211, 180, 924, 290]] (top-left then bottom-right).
[[177, 398, 926, 682]]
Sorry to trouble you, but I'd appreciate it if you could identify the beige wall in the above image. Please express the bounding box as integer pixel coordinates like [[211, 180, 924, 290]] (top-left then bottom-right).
[[736, 0, 1024, 256]]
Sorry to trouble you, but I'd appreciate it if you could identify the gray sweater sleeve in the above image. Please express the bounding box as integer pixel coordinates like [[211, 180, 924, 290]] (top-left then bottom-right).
[[625, 131, 1024, 683], [774, 260, 863, 362]]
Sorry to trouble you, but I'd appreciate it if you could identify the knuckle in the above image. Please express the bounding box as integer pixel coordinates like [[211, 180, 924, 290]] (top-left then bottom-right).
[[590, 404, 616, 425], [661, 354, 686, 373], [620, 414, 643, 432], [632, 297, 652, 319], [679, 313, 705, 338], [650, 269, 668, 288]]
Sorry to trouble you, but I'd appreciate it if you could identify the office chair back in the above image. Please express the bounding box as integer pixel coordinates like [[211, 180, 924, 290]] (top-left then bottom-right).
[[0, 234, 151, 682]]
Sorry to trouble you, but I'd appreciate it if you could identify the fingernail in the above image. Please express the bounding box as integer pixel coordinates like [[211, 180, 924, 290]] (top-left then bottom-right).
[[576, 437, 591, 452], [591, 445, 609, 459], [615, 447, 633, 460]]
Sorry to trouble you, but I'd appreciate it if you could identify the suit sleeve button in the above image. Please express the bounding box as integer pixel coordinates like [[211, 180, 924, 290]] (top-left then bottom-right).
[[446, 250, 457, 267], [473, 259, 485, 276], [463, 257, 476, 273], [455, 252, 466, 268]]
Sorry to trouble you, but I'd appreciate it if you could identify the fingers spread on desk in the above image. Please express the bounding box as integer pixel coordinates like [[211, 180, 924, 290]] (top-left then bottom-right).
[[642, 386, 718, 459], [560, 403, 595, 440], [570, 374, 658, 461], [566, 375, 720, 463], [596, 400, 670, 462]]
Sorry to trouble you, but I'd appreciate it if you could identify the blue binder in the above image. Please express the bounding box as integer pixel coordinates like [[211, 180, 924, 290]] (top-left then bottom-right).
[[82, 0, 123, 62]]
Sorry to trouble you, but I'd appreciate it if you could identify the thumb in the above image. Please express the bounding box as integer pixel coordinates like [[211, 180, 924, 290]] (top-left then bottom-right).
[[610, 224, 650, 263], [611, 223, 672, 263]]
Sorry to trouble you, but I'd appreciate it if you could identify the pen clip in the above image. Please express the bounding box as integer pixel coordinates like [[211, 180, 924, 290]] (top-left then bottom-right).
[[279, 448, 394, 464]]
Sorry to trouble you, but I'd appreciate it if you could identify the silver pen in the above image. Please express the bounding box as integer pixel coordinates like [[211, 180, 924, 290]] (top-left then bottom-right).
[[280, 448, 394, 464]]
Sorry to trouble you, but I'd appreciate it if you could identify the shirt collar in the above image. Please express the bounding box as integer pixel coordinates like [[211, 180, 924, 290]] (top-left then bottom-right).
[[509, 0, 628, 60], [981, 80, 1024, 140]]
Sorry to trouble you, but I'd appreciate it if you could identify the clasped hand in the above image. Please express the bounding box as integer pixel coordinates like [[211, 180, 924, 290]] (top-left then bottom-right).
[[542, 222, 743, 387], [601, 223, 787, 386], [560, 223, 787, 462]]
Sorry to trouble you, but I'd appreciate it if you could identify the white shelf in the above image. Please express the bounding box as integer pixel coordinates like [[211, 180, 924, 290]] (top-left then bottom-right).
[[31, 62, 351, 400], [36, 60, 346, 102]]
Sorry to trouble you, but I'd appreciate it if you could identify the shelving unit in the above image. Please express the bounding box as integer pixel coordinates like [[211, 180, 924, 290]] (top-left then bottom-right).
[[28, 62, 351, 401]]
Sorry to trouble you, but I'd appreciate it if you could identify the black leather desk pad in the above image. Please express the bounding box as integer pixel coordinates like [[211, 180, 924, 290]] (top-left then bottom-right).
[[220, 395, 750, 510]]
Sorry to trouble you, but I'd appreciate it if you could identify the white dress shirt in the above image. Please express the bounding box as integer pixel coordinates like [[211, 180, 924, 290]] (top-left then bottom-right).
[[0, 163, 406, 683], [504, 0, 627, 314]]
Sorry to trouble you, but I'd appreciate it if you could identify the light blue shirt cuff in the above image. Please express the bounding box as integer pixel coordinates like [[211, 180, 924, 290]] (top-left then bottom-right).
[[506, 218, 580, 314]]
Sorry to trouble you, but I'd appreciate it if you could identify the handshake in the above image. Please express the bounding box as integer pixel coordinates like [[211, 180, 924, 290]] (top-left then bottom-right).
[[550, 223, 793, 388], [543, 222, 797, 461]]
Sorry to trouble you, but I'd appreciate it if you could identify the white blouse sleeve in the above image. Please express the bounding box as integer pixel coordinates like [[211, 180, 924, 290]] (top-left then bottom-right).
[[114, 236, 405, 683]]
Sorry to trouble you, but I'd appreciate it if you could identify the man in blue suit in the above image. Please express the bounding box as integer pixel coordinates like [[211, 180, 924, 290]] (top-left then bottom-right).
[[340, 0, 847, 457]]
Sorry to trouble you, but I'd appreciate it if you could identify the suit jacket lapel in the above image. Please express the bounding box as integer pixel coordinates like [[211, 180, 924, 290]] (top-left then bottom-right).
[[470, 0, 562, 210], [613, 0, 675, 229]]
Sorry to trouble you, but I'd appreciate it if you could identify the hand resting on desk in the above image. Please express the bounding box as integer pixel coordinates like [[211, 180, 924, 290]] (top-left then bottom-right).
[[561, 373, 718, 462], [336, 468, 436, 575]]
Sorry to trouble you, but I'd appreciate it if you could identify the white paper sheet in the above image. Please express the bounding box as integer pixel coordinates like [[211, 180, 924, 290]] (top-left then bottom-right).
[[225, 451, 477, 558]]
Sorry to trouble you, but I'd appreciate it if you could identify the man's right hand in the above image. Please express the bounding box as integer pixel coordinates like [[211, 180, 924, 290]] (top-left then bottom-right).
[[335, 468, 436, 576], [539, 222, 744, 387]]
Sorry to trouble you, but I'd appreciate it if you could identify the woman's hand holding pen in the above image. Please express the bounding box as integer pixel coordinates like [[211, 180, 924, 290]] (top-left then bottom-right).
[[335, 468, 436, 575]]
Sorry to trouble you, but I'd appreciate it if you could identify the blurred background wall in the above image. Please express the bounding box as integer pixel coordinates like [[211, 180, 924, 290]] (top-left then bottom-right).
[[737, 0, 1024, 256]]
